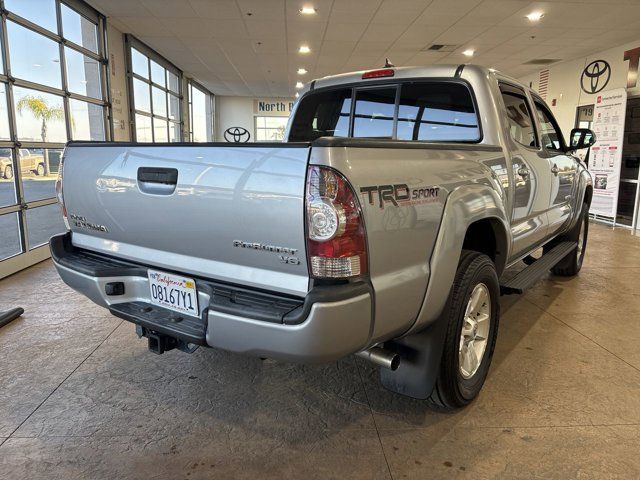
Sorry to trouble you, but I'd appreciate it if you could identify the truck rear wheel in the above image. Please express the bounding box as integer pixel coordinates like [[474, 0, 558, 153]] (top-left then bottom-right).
[[428, 250, 500, 410], [550, 203, 588, 277]]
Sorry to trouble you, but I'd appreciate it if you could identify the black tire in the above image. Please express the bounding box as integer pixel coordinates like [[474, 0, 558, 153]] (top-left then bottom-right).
[[3, 165, 12, 180], [427, 250, 500, 410], [550, 203, 588, 277], [36, 163, 45, 176]]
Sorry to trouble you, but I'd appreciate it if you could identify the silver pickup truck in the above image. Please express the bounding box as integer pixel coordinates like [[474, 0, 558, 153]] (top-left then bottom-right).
[[50, 65, 594, 410]]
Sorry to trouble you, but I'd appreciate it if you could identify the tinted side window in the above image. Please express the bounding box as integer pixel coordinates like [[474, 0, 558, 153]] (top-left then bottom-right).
[[500, 91, 537, 148], [534, 102, 564, 151], [352, 87, 396, 138], [288, 88, 352, 141], [397, 83, 480, 141]]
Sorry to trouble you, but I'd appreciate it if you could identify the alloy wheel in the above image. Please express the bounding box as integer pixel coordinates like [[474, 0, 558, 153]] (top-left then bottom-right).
[[459, 283, 491, 379]]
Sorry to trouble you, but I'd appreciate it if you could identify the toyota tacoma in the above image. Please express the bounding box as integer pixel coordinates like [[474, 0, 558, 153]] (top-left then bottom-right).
[[50, 65, 594, 409]]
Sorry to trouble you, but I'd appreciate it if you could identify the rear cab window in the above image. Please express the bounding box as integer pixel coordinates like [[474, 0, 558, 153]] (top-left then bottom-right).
[[352, 87, 396, 138], [397, 83, 480, 141], [288, 81, 481, 143]]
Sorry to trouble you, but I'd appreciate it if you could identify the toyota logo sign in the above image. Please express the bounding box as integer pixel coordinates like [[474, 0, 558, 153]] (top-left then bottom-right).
[[580, 60, 611, 94], [224, 127, 251, 143]]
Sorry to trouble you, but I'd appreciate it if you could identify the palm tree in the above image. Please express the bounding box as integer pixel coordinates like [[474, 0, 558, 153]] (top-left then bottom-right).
[[16, 95, 64, 175]]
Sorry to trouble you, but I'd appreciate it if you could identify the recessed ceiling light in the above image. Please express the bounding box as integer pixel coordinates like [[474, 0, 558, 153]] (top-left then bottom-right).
[[462, 49, 474, 57], [297, 68, 307, 75], [295, 81, 304, 89], [299, 6, 317, 15], [526, 11, 544, 22], [298, 45, 311, 54], [295, 92, 300, 98]]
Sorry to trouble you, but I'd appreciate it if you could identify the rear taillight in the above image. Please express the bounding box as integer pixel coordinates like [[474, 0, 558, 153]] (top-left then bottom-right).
[[55, 154, 69, 230], [305, 166, 368, 278]]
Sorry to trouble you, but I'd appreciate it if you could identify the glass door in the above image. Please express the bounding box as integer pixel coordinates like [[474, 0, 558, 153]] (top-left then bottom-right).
[[620, 97, 640, 229], [0, 0, 110, 279]]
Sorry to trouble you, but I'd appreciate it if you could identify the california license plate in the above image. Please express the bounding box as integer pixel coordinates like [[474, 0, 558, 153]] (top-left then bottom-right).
[[148, 269, 199, 317]]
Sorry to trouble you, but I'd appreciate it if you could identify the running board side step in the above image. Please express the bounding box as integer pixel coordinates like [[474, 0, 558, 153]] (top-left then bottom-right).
[[500, 241, 577, 295]]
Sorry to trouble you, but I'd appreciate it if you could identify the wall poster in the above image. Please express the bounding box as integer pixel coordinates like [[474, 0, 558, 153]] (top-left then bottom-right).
[[588, 88, 628, 217]]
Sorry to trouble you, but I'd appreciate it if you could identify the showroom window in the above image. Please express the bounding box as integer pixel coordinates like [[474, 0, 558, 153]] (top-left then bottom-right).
[[0, 0, 109, 277], [188, 81, 213, 142], [255, 116, 288, 141], [126, 36, 182, 143]]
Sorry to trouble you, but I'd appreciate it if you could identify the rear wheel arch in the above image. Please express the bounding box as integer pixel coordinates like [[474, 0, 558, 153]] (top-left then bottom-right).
[[461, 217, 508, 276]]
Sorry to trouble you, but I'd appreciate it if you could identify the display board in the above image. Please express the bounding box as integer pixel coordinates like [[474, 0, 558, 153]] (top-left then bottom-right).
[[589, 88, 628, 217]]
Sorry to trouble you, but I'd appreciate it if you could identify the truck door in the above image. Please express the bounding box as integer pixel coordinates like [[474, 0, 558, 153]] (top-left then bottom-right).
[[532, 99, 577, 237], [498, 83, 551, 258]]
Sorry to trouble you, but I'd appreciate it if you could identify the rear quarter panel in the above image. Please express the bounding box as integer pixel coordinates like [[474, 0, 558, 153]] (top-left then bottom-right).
[[310, 142, 508, 342]]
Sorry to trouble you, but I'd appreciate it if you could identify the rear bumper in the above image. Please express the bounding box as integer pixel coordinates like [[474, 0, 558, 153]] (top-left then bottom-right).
[[50, 233, 373, 363]]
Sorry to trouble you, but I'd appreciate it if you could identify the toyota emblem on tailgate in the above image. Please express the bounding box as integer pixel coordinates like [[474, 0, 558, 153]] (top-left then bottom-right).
[[581, 60, 611, 94], [224, 127, 251, 143]]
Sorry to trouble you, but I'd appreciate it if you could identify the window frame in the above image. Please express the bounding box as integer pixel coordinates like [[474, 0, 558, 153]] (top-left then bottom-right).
[[187, 79, 214, 142], [0, 0, 110, 264], [254, 115, 289, 142], [292, 78, 484, 144], [498, 82, 540, 151], [532, 96, 567, 153], [125, 35, 183, 143]]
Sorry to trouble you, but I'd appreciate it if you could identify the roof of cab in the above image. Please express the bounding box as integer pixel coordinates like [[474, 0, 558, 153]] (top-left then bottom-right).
[[310, 64, 483, 90], [305, 63, 532, 97]]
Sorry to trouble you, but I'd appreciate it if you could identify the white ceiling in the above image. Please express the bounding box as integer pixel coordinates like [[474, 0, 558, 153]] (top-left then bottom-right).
[[86, 0, 640, 97]]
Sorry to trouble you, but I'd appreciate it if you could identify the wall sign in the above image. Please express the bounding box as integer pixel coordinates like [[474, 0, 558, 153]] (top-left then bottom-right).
[[624, 46, 640, 89], [224, 126, 250, 143], [253, 98, 295, 117], [589, 88, 627, 217], [581, 60, 611, 94]]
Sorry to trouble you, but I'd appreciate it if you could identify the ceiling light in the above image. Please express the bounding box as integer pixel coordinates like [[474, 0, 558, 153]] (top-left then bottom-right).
[[297, 68, 307, 75], [298, 45, 311, 54], [296, 81, 304, 89], [299, 6, 317, 15], [526, 11, 544, 22], [295, 92, 300, 98], [462, 49, 474, 57]]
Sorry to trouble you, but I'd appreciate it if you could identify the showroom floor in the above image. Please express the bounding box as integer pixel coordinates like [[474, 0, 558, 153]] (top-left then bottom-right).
[[0, 222, 638, 480]]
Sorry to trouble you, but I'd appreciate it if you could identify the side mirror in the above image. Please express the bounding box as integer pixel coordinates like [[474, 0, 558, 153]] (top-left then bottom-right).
[[569, 128, 596, 150]]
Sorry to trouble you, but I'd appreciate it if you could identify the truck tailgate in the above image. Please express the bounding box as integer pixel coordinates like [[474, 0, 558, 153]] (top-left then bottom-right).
[[61, 143, 311, 296]]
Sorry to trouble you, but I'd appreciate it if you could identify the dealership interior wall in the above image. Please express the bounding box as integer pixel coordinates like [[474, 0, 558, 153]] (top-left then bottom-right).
[[521, 39, 640, 229]]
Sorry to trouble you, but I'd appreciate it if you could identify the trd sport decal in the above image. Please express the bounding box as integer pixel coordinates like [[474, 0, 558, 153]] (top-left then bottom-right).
[[360, 184, 440, 209]]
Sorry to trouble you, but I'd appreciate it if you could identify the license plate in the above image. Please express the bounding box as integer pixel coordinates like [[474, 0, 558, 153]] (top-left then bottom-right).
[[148, 269, 199, 317]]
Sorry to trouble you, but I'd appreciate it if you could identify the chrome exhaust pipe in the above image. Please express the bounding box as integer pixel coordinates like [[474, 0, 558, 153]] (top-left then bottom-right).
[[356, 346, 400, 371]]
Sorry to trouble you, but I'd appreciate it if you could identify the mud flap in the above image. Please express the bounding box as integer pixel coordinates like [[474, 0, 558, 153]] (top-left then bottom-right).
[[379, 316, 449, 399]]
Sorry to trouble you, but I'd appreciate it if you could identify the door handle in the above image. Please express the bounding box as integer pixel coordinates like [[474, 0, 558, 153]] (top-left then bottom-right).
[[551, 164, 559, 175], [517, 166, 529, 177], [137, 167, 178, 195], [137, 167, 178, 185]]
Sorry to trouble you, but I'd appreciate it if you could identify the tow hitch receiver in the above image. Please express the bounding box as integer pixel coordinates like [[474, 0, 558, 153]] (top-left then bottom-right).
[[135, 325, 199, 355]]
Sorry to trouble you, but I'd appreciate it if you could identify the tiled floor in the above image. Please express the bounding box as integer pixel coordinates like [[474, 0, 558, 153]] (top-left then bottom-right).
[[0, 223, 638, 479]]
